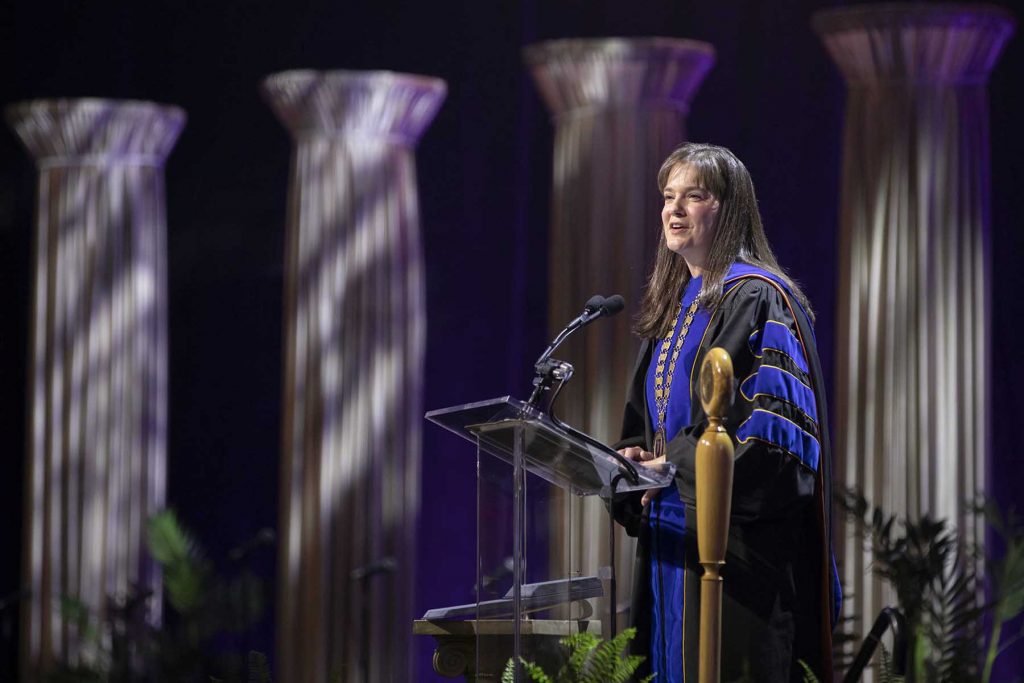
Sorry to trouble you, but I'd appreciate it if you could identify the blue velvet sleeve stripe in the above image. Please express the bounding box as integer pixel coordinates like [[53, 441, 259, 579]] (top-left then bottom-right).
[[739, 372, 757, 400], [747, 365, 818, 423], [760, 320, 809, 373], [737, 409, 821, 471], [752, 394, 819, 438]]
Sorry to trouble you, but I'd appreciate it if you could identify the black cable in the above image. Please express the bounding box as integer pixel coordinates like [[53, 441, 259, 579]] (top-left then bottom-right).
[[607, 473, 626, 637], [842, 606, 907, 682]]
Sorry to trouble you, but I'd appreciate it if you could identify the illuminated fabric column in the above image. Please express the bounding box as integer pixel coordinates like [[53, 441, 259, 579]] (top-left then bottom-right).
[[813, 4, 1013, 642], [6, 99, 184, 678], [525, 38, 714, 625], [262, 70, 445, 683]]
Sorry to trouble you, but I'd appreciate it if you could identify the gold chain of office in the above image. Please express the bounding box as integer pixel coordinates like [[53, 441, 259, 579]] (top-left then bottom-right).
[[652, 298, 700, 458]]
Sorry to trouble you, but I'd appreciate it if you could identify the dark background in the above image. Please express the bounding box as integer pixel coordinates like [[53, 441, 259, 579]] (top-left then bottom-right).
[[1, 0, 1021, 679]]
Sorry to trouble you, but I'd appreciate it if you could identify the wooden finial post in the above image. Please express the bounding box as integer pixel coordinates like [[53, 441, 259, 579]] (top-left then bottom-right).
[[696, 347, 735, 683]]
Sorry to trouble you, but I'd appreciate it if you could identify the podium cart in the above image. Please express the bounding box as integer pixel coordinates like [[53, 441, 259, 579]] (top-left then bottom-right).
[[416, 396, 675, 681]]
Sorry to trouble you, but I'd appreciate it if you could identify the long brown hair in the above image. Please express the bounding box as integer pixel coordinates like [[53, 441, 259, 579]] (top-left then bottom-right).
[[634, 142, 814, 339]]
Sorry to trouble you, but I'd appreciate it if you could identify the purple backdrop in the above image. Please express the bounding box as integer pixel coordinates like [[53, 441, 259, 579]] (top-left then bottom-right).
[[1, 0, 1020, 679]]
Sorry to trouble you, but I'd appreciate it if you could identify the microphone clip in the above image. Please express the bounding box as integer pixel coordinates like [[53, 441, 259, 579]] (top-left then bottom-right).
[[528, 357, 574, 413]]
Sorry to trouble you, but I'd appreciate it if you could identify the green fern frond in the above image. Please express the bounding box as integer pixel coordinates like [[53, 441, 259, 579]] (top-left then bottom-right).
[[147, 510, 199, 565], [576, 627, 644, 683], [60, 595, 91, 630], [924, 547, 983, 682], [587, 631, 627, 681], [58, 595, 100, 646], [561, 631, 599, 680], [878, 643, 906, 683], [585, 642, 614, 681], [797, 659, 819, 682], [506, 627, 649, 683], [502, 656, 554, 683], [983, 503, 1024, 681], [606, 628, 638, 656], [523, 658, 553, 683], [612, 653, 646, 681], [994, 521, 1024, 623], [147, 510, 211, 615]]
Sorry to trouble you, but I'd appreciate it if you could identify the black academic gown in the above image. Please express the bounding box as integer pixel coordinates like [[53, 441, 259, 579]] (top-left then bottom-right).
[[613, 273, 837, 683]]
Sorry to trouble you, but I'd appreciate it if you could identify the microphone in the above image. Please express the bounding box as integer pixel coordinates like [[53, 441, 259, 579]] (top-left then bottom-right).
[[599, 294, 624, 318], [583, 294, 605, 314], [534, 293, 625, 367]]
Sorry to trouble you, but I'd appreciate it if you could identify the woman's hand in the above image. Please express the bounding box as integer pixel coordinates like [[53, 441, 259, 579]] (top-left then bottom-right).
[[617, 446, 668, 506]]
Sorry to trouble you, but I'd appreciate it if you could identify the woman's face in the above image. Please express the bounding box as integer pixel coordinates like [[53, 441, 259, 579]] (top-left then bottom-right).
[[661, 163, 720, 275]]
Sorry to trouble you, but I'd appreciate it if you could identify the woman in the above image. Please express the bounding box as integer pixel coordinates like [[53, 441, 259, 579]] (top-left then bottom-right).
[[613, 143, 840, 682]]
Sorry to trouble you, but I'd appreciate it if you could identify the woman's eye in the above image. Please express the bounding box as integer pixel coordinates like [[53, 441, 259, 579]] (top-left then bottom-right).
[[688, 192, 703, 200]]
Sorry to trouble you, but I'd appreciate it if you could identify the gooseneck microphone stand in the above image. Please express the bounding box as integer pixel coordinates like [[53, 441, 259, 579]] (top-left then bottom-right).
[[527, 295, 620, 409]]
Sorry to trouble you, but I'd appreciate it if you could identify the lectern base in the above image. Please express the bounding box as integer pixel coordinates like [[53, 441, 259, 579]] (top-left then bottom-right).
[[413, 618, 601, 681]]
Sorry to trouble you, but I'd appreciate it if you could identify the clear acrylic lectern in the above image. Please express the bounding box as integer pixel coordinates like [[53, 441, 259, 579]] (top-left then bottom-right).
[[419, 396, 675, 681]]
